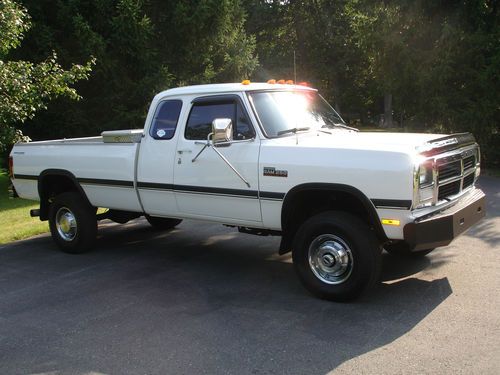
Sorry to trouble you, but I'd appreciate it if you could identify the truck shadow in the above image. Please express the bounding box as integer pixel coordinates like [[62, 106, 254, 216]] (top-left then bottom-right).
[[0, 220, 452, 375], [465, 218, 500, 247], [1, 174, 495, 374], [92, 220, 452, 374]]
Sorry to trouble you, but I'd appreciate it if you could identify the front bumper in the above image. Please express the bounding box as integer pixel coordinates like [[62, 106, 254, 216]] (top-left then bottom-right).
[[404, 188, 485, 251]]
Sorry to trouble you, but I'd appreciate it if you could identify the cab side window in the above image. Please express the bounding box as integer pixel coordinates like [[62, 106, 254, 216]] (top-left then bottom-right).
[[186, 103, 233, 140], [185, 100, 255, 141], [150, 100, 183, 140]]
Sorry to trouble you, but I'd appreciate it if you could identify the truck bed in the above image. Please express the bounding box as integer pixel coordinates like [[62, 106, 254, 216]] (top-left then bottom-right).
[[11, 131, 143, 212]]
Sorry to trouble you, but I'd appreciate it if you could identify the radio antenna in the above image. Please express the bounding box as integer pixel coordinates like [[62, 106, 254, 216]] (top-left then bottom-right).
[[293, 50, 297, 83]]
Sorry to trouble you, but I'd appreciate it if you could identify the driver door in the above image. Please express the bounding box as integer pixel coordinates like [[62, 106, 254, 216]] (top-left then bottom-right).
[[173, 95, 262, 223]]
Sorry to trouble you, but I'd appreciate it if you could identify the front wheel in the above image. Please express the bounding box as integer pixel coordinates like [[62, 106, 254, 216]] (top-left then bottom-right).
[[292, 211, 381, 301], [48, 192, 97, 253]]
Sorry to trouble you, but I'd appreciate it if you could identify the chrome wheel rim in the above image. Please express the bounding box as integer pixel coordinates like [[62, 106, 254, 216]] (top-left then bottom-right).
[[55, 207, 77, 242], [308, 234, 354, 284]]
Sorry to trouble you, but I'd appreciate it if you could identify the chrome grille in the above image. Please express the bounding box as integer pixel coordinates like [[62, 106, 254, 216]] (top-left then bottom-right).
[[436, 147, 478, 201], [463, 156, 475, 170], [463, 173, 475, 189], [438, 180, 460, 200], [438, 160, 461, 181]]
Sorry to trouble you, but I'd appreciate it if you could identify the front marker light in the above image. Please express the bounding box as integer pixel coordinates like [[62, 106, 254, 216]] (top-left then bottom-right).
[[381, 219, 400, 226]]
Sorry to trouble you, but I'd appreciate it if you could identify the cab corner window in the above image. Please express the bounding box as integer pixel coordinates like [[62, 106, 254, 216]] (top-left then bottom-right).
[[150, 100, 182, 140], [236, 103, 255, 140]]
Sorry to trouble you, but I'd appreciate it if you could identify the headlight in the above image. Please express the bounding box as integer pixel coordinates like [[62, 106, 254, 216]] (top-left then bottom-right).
[[414, 158, 436, 208], [418, 161, 434, 187]]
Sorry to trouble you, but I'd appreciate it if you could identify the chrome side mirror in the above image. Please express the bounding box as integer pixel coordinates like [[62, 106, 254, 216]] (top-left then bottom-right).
[[211, 118, 233, 144], [192, 117, 250, 187]]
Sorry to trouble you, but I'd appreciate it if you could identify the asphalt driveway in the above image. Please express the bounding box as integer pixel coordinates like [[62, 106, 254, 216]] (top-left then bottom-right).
[[0, 177, 499, 375]]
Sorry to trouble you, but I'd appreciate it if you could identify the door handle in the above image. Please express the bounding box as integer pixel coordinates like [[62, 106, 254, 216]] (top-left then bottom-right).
[[177, 149, 192, 154]]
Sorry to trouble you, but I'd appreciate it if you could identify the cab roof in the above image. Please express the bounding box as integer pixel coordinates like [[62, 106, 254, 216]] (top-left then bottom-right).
[[156, 82, 316, 98]]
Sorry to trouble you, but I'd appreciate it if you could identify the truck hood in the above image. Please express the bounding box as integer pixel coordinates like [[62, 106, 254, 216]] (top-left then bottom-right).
[[333, 131, 444, 153], [269, 130, 454, 155]]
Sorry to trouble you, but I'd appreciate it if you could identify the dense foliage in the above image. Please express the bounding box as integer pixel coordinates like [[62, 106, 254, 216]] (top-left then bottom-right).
[[1, 0, 498, 165], [0, 0, 94, 152], [246, 0, 499, 164]]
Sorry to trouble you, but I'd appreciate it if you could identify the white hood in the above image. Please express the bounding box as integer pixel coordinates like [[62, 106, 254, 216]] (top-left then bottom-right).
[[268, 130, 446, 155]]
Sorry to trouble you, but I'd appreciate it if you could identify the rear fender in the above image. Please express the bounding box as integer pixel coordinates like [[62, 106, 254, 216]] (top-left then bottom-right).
[[38, 169, 91, 220]]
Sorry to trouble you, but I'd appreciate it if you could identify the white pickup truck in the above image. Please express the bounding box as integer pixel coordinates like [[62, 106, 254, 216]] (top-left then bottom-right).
[[9, 82, 485, 301]]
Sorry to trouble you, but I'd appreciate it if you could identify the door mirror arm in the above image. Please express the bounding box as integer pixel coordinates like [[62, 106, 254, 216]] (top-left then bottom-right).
[[191, 119, 252, 187]]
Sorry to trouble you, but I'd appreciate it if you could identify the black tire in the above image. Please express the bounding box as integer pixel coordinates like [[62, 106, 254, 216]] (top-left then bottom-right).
[[292, 211, 381, 302], [384, 242, 435, 257], [145, 215, 182, 230], [48, 192, 97, 254]]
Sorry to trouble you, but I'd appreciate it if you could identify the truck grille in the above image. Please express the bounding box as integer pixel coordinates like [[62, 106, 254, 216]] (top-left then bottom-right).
[[463, 173, 475, 189], [436, 147, 478, 201], [463, 156, 475, 170], [438, 180, 461, 200], [438, 161, 461, 181]]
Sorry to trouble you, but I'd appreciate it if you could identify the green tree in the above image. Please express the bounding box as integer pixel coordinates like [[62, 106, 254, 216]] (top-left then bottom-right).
[[147, 0, 258, 83], [8, 0, 496, 164], [244, 1, 368, 117], [0, 0, 94, 152], [15, 0, 258, 142], [348, 0, 426, 127], [415, 0, 500, 164], [14, 0, 173, 139]]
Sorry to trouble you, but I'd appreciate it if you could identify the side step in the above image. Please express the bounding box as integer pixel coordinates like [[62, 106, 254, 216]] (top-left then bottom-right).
[[30, 209, 41, 217]]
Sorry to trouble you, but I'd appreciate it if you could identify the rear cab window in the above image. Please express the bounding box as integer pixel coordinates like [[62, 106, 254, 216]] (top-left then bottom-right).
[[149, 100, 183, 140]]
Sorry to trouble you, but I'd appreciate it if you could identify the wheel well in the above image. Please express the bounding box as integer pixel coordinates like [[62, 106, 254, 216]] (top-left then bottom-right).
[[38, 170, 90, 220], [279, 184, 387, 254]]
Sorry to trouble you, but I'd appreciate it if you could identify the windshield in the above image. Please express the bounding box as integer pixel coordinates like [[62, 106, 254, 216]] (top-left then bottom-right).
[[247, 90, 346, 138]]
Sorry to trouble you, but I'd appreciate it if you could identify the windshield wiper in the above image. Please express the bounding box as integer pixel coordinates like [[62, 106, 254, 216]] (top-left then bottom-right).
[[277, 127, 310, 136], [322, 122, 359, 132], [317, 129, 332, 134]]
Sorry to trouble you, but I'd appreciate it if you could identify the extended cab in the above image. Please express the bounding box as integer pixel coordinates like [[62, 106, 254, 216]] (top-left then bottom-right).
[[9, 82, 486, 301]]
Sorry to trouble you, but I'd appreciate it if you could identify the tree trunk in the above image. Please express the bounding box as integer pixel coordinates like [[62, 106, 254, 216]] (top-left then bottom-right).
[[384, 92, 393, 128]]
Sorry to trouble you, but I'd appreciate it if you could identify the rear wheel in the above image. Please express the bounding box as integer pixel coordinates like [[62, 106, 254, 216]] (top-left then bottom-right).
[[292, 211, 381, 301], [384, 242, 435, 257], [48, 192, 97, 253], [145, 215, 182, 230]]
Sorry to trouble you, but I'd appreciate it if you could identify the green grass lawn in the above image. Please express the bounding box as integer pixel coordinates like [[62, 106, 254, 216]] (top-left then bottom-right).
[[0, 170, 48, 244]]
